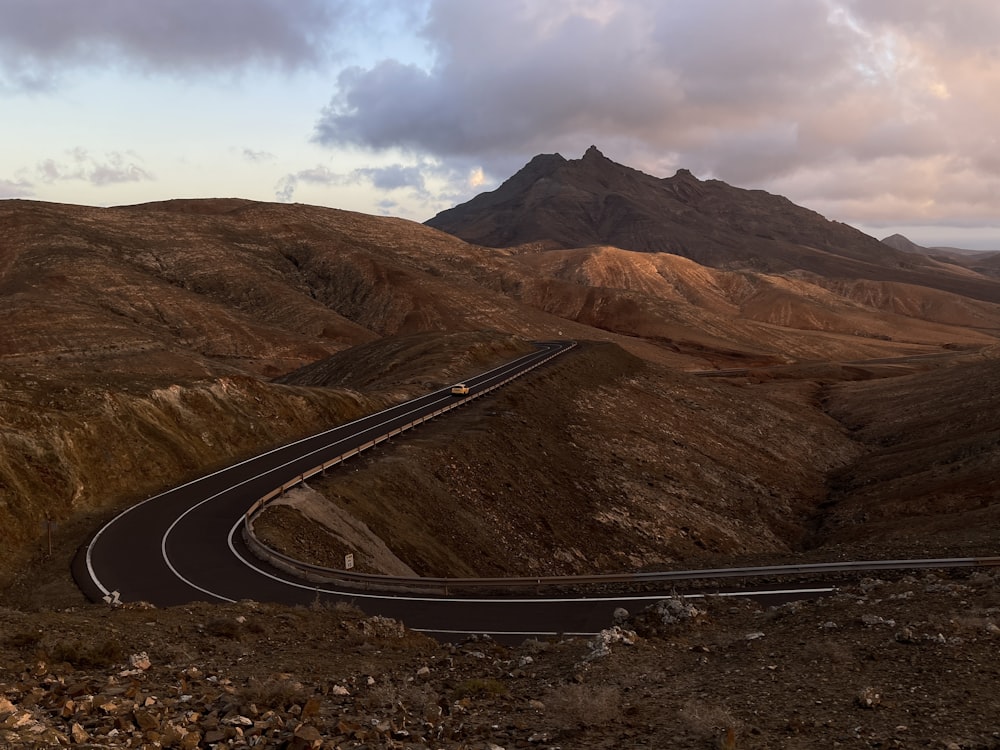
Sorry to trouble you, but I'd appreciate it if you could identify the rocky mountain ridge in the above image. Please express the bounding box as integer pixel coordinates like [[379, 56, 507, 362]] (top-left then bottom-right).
[[427, 148, 1000, 304]]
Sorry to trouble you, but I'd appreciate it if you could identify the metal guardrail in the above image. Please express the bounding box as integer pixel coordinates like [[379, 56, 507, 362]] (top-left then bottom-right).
[[244, 521, 1000, 596], [243, 340, 1000, 597], [242, 342, 578, 591]]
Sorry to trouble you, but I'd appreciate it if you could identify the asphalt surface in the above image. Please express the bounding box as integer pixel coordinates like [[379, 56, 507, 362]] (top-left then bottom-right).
[[80, 340, 690, 639], [75, 340, 1000, 643]]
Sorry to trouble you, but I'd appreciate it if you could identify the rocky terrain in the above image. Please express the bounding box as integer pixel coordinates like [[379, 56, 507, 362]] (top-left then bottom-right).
[[3, 571, 1000, 748], [3, 152, 1000, 745]]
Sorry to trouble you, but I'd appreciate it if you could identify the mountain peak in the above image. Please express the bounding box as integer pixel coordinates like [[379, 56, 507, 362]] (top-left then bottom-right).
[[882, 234, 926, 253], [425, 149, 971, 290]]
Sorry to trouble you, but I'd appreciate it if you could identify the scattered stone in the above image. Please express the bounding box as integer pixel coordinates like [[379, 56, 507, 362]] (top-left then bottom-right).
[[587, 625, 638, 659], [133, 708, 159, 732], [129, 651, 152, 671], [355, 615, 406, 639], [855, 687, 881, 709], [302, 696, 322, 718], [651, 597, 706, 626], [331, 684, 350, 696], [745, 632, 765, 641], [70, 722, 89, 744], [896, 627, 919, 644], [861, 614, 896, 628]]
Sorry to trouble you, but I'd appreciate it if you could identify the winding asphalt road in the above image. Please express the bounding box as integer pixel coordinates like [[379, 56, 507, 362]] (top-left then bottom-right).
[[79, 340, 689, 639], [76, 340, 997, 643]]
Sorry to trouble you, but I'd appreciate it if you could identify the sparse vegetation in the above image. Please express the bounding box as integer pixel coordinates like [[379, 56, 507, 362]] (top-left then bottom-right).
[[204, 616, 242, 639], [451, 677, 508, 701], [544, 683, 622, 728], [47, 638, 122, 669], [238, 675, 310, 711], [678, 700, 742, 747]]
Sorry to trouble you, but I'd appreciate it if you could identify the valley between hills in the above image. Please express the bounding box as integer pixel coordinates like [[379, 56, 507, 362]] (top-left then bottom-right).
[[2, 150, 1000, 748]]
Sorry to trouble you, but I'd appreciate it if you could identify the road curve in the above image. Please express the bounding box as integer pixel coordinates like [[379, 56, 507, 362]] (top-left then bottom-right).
[[76, 340, 1000, 643]]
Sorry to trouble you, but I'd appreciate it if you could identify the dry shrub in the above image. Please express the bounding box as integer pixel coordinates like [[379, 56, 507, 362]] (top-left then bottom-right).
[[4, 631, 42, 653], [330, 599, 365, 617], [679, 700, 741, 747], [521, 637, 552, 655], [801, 638, 853, 666], [400, 683, 441, 720], [239, 676, 309, 711], [205, 617, 242, 639], [362, 680, 402, 711], [48, 639, 121, 669], [452, 678, 508, 701], [544, 684, 622, 729]]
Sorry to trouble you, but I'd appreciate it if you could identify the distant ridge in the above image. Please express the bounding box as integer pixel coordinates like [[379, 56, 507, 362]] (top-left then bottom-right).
[[427, 148, 1000, 303], [882, 232, 1000, 278], [881, 233, 927, 254]]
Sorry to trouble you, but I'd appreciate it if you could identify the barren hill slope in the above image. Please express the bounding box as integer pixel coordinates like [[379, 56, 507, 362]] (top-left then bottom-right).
[[3, 195, 1000, 595], [0, 199, 605, 381]]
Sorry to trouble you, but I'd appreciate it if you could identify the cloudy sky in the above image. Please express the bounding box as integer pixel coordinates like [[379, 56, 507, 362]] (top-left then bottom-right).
[[2, 0, 998, 248]]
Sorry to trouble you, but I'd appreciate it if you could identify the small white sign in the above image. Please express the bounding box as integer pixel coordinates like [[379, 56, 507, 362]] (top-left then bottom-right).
[[344, 553, 355, 570]]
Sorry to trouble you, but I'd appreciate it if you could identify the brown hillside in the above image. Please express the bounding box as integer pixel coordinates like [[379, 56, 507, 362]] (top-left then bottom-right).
[[810, 348, 1000, 558], [496, 246, 1000, 361], [3, 196, 1000, 595]]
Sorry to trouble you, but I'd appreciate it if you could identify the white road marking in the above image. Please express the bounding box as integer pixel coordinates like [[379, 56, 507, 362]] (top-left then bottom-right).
[[160, 394, 455, 600], [86, 345, 556, 596], [225, 534, 838, 604]]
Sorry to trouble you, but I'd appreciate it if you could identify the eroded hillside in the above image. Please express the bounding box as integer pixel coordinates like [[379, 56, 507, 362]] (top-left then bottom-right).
[[3, 196, 1000, 596], [255, 343, 858, 577]]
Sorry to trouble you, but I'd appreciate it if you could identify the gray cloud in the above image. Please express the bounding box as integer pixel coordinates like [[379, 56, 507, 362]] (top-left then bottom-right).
[[275, 162, 437, 204], [0, 176, 34, 198], [315, 2, 857, 172], [355, 164, 426, 193], [313, 0, 1000, 228], [0, 0, 351, 90], [37, 149, 153, 186], [242, 148, 276, 163]]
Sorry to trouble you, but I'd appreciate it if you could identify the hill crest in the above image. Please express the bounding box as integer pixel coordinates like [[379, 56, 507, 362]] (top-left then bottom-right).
[[427, 149, 1000, 304]]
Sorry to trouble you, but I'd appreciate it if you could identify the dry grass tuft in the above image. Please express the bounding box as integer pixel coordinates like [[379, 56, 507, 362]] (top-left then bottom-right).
[[544, 684, 622, 728], [452, 678, 508, 701], [679, 700, 742, 747], [48, 639, 122, 669], [205, 617, 242, 639], [239, 676, 310, 711]]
